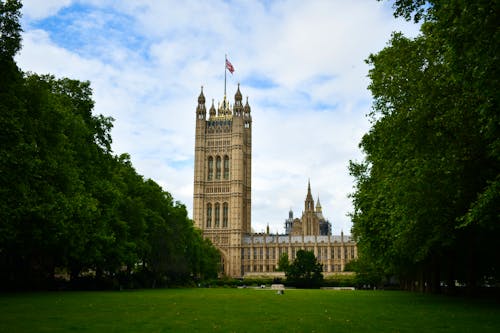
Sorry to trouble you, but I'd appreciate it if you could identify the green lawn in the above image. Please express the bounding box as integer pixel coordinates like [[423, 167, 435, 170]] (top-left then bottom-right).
[[1, 288, 499, 332]]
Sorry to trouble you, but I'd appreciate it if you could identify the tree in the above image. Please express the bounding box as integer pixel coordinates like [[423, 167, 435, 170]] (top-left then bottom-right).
[[0, 79, 222, 289], [0, 1, 222, 289], [0, 72, 117, 288], [350, 1, 499, 293], [285, 250, 323, 288], [0, 0, 22, 59], [188, 230, 220, 281], [344, 258, 384, 289], [277, 253, 289, 272]]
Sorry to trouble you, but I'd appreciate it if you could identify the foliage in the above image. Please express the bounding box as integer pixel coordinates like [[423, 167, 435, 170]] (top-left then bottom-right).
[[0, 0, 22, 58], [350, 0, 499, 293], [204, 277, 278, 287], [0, 2, 220, 290], [322, 274, 357, 288], [285, 250, 323, 288], [276, 252, 289, 272], [344, 259, 384, 288]]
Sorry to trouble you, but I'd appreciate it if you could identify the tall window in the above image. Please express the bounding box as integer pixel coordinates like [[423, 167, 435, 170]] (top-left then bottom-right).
[[222, 202, 228, 228], [207, 157, 213, 180], [216, 156, 221, 179], [206, 203, 212, 228], [214, 203, 220, 227], [223, 156, 230, 179]]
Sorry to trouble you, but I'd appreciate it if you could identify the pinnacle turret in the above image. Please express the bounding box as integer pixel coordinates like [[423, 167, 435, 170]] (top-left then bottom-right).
[[218, 95, 231, 117], [316, 196, 322, 213], [196, 84, 251, 120], [233, 83, 243, 116], [209, 99, 216, 117], [235, 83, 242, 103], [196, 86, 206, 117], [244, 96, 251, 114], [198, 86, 205, 104]]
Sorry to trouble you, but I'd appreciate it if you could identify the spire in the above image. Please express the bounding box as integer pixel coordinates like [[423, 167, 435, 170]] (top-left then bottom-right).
[[197, 86, 206, 117], [218, 94, 231, 117], [315, 195, 325, 221], [244, 96, 251, 114], [235, 83, 242, 103], [316, 196, 322, 213], [233, 83, 243, 116], [198, 86, 205, 104], [209, 99, 216, 118], [305, 179, 314, 212]]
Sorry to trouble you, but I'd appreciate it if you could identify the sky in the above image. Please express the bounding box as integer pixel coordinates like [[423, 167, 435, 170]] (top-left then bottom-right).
[[16, 0, 420, 235]]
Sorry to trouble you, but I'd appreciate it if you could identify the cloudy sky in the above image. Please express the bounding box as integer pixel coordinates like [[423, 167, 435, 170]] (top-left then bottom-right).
[[16, 0, 420, 235]]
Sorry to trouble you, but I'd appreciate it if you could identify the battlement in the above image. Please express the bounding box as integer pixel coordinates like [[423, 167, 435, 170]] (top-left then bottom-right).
[[242, 234, 354, 245]]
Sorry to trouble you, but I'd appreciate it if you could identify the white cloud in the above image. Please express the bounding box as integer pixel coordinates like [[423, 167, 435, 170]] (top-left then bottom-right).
[[22, 0, 73, 20], [15, 0, 420, 235]]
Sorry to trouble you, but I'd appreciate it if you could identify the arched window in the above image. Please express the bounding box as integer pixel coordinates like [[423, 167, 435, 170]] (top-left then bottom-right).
[[223, 156, 230, 179], [206, 203, 212, 228], [216, 156, 221, 179], [222, 202, 229, 228], [207, 157, 213, 180], [214, 203, 220, 227]]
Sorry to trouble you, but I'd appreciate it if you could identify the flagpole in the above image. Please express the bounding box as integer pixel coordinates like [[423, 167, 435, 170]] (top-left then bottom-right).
[[224, 54, 227, 97]]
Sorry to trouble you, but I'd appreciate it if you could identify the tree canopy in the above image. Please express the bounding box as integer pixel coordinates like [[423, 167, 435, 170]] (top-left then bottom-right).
[[0, 0, 220, 290], [285, 250, 323, 288], [277, 252, 290, 272], [350, 0, 499, 293]]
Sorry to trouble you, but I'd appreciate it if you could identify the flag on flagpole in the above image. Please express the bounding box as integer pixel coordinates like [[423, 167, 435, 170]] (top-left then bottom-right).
[[225, 58, 234, 74]]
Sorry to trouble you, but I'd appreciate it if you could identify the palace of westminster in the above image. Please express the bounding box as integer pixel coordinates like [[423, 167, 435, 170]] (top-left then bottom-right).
[[193, 84, 357, 277]]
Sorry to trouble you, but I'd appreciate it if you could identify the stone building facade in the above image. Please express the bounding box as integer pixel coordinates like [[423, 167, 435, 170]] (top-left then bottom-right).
[[193, 85, 357, 277], [285, 181, 332, 237]]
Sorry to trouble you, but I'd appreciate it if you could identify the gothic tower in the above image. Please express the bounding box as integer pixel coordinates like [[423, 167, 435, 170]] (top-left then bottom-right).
[[301, 180, 320, 236], [193, 85, 252, 276]]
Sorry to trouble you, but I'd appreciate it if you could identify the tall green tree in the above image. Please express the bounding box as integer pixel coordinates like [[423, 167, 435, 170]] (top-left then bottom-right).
[[350, 0, 499, 293], [277, 253, 290, 272], [0, 0, 22, 59], [0, 0, 221, 289], [285, 250, 323, 288]]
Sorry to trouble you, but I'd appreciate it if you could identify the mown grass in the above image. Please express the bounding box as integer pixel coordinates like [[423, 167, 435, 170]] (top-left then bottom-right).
[[1, 288, 499, 332]]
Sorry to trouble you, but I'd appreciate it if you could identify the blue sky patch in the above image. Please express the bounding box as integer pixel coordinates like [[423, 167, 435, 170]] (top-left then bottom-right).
[[243, 75, 278, 89], [25, 3, 146, 61]]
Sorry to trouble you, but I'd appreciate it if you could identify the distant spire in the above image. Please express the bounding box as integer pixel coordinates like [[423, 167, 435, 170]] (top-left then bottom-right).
[[305, 179, 314, 211], [197, 86, 206, 116], [233, 83, 243, 116], [218, 95, 231, 117], [198, 86, 205, 104], [244, 96, 251, 113], [209, 99, 216, 117], [316, 196, 322, 213], [235, 83, 242, 102]]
